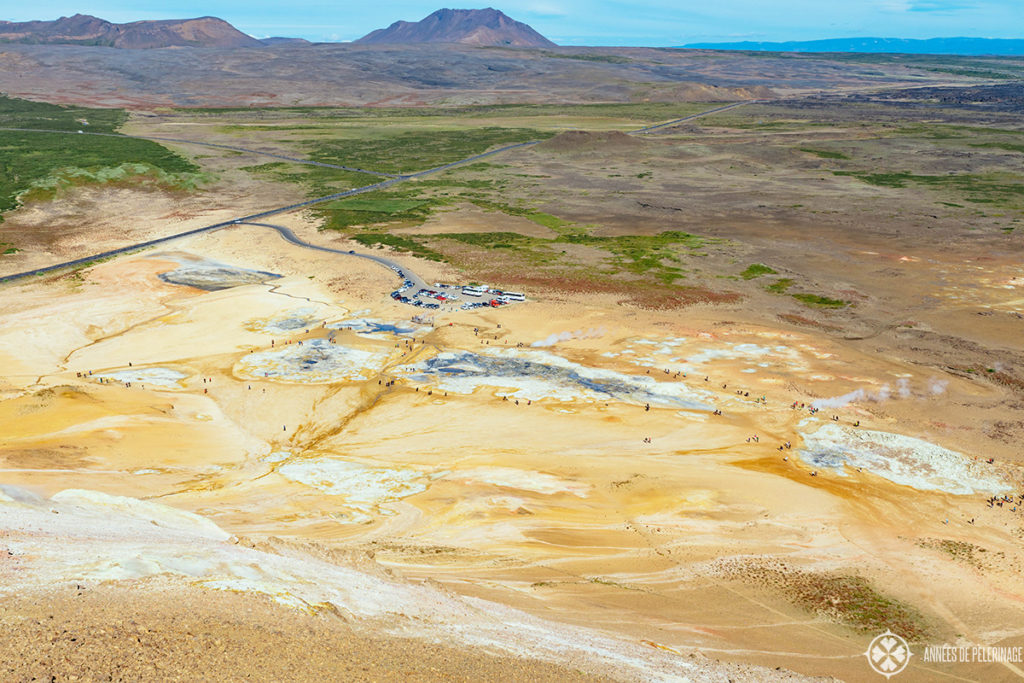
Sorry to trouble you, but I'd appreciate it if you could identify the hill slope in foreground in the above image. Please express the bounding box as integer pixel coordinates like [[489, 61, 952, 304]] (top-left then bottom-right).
[[0, 13, 262, 48]]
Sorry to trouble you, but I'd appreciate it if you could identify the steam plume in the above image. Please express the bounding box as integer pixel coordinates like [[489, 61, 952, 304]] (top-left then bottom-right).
[[811, 376, 951, 409], [532, 328, 605, 347]]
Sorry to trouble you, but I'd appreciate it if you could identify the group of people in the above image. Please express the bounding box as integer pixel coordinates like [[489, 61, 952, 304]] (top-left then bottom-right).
[[987, 493, 1024, 514]]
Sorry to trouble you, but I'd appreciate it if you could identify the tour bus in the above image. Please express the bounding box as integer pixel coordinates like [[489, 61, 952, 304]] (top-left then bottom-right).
[[501, 292, 526, 302], [462, 285, 488, 297]]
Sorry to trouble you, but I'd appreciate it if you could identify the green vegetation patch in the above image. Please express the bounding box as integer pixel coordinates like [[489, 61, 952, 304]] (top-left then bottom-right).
[[417, 228, 711, 284], [0, 94, 126, 133], [792, 293, 848, 308], [728, 564, 931, 641], [328, 198, 427, 213], [555, 230, 708, 285], [439, 232, 539, 249], [0, 104, 202, 215], [711, 118, 833, 131], [765, 278, 794, 293], [538, 51, 633, 64], [917, 538, 991, 568], [369, 223, 717, 289], [799, 147, 849, 160], [740, 263, 777, 279], [833, 170, 1024, 206], [307, 127, 551, 176], [970, 142, 1024, 154], [19, 162, 207, 205], [787, 573, 930, 640], [801, 52, 1024, 80], [921, 67, 1017, 80], [0, 95, 202, 216], [238, 162, 290, 173], [349, 233, 443, 261], [764, 277, 847, 308], [318, 188, 440, 230], [472, 199, 570, 231], [242, 161, 379, 199], [184, 101, 719, 122]]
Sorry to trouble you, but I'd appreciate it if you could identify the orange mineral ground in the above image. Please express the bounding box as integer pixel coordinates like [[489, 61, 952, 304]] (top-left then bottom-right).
[[1, 216, 1023, 682]]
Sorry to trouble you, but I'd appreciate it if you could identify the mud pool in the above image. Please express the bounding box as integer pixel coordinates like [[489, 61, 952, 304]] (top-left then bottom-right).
[[246, 307, 324, 334], [154, 253, 281, 291], [95, 367, 187, 388], [329, 318, 430, 339], [799, 423, 1009, 495], [404, 349, 714, 409], [235, 339, 389, 383]]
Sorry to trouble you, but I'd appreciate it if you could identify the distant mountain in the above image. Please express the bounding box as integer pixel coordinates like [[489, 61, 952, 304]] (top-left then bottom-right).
[[0, 14, 263, 48], [356, 8, 555, 47], [681, 37, 1024, 57], [259, 37, 311, 46]]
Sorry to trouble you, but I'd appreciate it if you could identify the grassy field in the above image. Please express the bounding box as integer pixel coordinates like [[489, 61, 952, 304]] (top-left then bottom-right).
[[240, 161, 377, 197], [799, 147, 849, 160], [350, 233, 444, 261], [765, 278, 793, 294], [786, 572, 931, 641], [740, 263, 777, 279], [791, 293, 848, 308], [304, 127, 551, 175], [319, 189, 439, 230], [0, 96, 202, 217], [833, 171, 1024, 207], [181, 101, 722, 123], [0, 94, 126, 133], [148, 97, 1021, 309], [205, 103, 742, 298]]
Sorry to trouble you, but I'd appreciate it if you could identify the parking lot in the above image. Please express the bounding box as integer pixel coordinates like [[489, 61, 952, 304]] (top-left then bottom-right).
[[389, 276, 526, 312]]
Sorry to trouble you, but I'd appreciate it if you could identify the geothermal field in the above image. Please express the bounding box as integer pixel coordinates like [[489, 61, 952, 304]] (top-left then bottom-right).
[[0, 40, 1023, 682]]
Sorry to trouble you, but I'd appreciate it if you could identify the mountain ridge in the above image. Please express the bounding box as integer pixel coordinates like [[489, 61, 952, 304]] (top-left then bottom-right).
[[0, 14, 263, 48], [356, 8, 556, 47]]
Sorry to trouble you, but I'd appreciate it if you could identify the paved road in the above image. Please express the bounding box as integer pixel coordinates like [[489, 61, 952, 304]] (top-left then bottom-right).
[[0, 126, 395, 178], [0, 137, 541, 287], [0, 102, 754, 288], [239, 221, 431, 295], [630, 101, 755, 134], [237, 222, 501, 312], [405, 140, 540, 178], [0, 176, 405, 285]]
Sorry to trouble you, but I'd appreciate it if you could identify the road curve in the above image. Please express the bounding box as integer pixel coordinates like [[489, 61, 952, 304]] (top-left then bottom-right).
[[239, 221, 431, 295], [0, 102, 752, 287]]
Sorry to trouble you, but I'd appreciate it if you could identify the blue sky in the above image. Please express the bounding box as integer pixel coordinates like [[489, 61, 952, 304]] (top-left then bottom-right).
[[5, 1, 1021, 45]]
